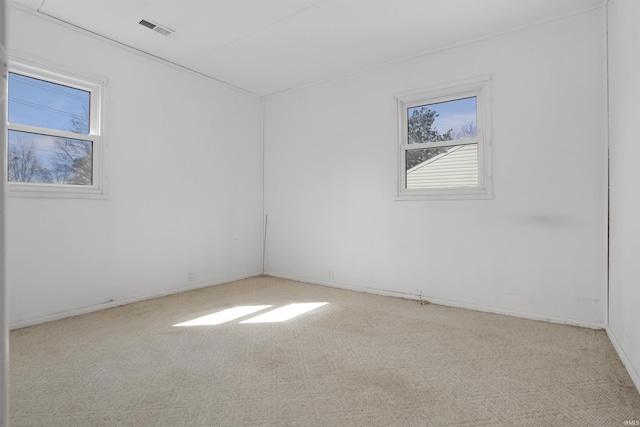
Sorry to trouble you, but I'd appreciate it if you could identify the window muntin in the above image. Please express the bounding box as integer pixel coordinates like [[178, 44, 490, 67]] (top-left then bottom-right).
[[396, 78, 491, 200], [7, 60, 104, 197]]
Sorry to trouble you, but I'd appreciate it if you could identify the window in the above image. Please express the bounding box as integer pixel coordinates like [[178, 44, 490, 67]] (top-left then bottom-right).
[[396, 77, 491, 200], [7, 59, 105, 197]]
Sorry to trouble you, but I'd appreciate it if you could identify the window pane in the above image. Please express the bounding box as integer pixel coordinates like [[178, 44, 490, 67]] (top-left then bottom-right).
[[407, 97, 476, 144], [8, 72, 90, 134], [8, 130, 93, 185], [406, 144, 478, 189]]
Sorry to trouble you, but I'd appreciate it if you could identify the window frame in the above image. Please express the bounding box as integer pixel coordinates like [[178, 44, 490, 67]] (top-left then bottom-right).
[[395, 76, 492, 201], [6, 58, 106, 198]]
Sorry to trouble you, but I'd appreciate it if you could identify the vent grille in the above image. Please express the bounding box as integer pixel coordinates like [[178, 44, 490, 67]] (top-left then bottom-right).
[[153, 26, 172, 36], [139, 19, 174, 36]]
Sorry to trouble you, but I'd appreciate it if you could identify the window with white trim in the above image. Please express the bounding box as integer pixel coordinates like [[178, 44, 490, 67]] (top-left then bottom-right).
[[396, 77, 491, 200], [7, 59, 105, 197]]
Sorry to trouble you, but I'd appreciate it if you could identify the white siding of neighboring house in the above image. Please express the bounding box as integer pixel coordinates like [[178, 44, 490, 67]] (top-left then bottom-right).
[[406, 144, 478, 188]]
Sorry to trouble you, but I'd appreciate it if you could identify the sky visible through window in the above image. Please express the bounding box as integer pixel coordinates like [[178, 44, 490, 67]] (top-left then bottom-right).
[[8, 72, 90, 133], [408, 96, 476, 139], [7, 72, 93, 185]]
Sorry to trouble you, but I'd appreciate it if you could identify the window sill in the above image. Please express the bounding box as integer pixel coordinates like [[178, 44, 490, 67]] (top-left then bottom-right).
[[8, 184, 108, 200], [395, 188, 493, 201]]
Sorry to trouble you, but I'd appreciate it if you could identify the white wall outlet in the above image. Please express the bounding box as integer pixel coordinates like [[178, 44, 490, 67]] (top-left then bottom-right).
[[188, 271, 197, 283], [328, 270, 334, 280]]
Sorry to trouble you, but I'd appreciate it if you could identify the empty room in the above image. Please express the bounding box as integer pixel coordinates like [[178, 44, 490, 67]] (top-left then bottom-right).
[[1, 0, 639, 425]]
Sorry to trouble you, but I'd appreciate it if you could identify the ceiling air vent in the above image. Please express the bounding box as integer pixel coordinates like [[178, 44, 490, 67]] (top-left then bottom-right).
[[139, 19, 174, 36]]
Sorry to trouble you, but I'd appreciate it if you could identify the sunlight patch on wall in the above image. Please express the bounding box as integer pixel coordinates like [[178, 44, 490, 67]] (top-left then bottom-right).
[[173, 305, 272, 326], [240, 302, 328, 324]]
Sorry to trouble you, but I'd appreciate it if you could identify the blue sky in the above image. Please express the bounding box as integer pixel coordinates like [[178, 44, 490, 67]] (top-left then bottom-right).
[[7, 72, 91, 181], [8, 72, 90, 134], [409, 96, 476, 137]]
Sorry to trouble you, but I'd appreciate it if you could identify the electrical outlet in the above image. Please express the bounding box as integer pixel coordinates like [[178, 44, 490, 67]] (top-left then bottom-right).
[[328, 270, 334, 280], [188, 270, 197, 283]]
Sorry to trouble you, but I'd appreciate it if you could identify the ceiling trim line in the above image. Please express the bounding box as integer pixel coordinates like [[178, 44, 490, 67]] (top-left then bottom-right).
[[194, 0, 325, 61], [9, 1, 262, 99], [265, 1, 606, 98]]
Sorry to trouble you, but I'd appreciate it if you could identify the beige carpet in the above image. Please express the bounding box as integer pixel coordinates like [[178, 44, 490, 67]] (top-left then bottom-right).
[[9, 276, 640, 426]]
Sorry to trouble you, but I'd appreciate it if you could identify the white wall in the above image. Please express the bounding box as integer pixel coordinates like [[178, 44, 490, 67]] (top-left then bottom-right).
[[7, 7, 263, 327], [264, 9, 607, 327], [0, 0, 8, 423], [607, 0, 640, 392]]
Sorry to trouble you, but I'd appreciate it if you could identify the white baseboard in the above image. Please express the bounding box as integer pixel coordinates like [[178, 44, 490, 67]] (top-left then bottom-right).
[[10, 272, 263, 330], [266, 272, 605, 330], [13, 270, 607, 333], [420, 295, 604, 330], [606, 327, 640, 395]]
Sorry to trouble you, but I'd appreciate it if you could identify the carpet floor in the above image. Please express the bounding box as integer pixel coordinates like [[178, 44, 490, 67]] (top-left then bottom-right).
[[9, 276, 640, 426]]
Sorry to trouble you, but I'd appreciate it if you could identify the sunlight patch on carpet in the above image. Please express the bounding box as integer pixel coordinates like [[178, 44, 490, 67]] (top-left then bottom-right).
[[173, 305, 272, 326], [240, 302, 328, 323]]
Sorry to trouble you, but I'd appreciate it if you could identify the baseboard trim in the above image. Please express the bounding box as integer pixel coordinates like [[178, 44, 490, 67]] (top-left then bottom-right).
[[13, 271, 607, 332], [265, 272, 605, 330], [10, 272, 263, 330], [606, 326, 640, 394]]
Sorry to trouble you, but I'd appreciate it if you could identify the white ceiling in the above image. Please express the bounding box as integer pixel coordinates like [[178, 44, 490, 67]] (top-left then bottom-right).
[[11, 0, 603, 96]]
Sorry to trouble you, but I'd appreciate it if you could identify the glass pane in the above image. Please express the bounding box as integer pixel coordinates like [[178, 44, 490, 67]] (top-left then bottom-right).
[[407, 97, 476, 144], [8, 72, 90, 134], [8, 130, 93, 185], [406, 144, 478, 189]]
